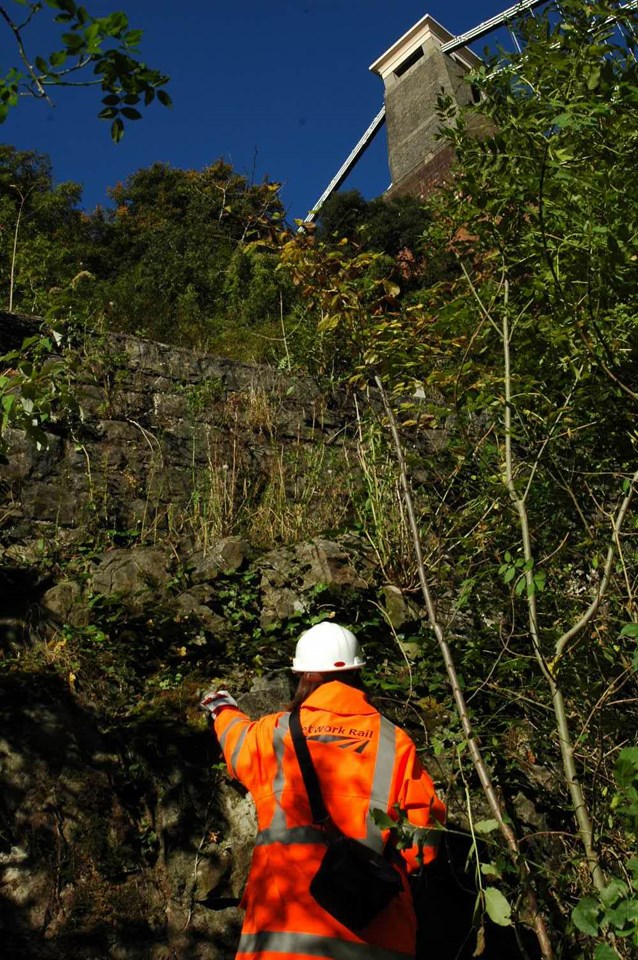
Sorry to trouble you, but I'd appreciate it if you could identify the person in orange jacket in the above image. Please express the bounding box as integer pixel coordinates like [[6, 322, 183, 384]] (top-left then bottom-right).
[[200, 621, 445, 960]]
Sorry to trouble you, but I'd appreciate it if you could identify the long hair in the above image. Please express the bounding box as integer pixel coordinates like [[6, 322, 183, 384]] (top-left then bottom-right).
[[287, 669, 364, 712]]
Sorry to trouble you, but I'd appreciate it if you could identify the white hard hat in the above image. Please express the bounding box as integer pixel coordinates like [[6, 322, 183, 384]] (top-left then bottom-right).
[[292, 622, 365, 673]]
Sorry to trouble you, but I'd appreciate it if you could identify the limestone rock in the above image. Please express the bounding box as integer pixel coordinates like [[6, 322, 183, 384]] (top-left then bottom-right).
[[381, 584, 421, 628], [259, 587, 306, 629], [244, 672, 294, 716], [189, 537, 250, 584], [0, 689, 248, 959], [91, 547, 170, 609], [297, 538, 369, 591], [256, 537, 371, 628], [174, 591, 227, 633], [41, 580, 87, 626]]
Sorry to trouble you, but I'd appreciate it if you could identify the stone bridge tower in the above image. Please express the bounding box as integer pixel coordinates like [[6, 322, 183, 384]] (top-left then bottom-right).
[[369, 14, 483, 200]]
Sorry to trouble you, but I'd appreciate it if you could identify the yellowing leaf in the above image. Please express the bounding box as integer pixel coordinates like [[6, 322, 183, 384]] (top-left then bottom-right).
[[473, 925, 486, 956]]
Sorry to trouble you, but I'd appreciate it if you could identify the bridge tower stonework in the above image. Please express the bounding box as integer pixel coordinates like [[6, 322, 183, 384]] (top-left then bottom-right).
[[370, 14, 485, 200]]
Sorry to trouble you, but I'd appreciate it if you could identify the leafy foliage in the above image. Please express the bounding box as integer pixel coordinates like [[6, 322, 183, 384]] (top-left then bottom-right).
[[0, 0, 170, 138], [0, 145, 91, 314], [97, 160, 287, 346], [0, 152, 291, 353], [317, 188, 432, 258], [280, 1, 638, 954], [572, 749, 638, 953], [0, 326, 76, 453]]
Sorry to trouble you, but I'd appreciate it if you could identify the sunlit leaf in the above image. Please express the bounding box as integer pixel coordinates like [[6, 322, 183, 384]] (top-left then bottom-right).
[[484, 887, 512, 927]]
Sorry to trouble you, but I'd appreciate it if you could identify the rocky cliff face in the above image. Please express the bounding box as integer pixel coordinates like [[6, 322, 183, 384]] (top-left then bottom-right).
[[0, 524, 401, 959], [0, 322, 534, 959], [0, 324, 407, 958]]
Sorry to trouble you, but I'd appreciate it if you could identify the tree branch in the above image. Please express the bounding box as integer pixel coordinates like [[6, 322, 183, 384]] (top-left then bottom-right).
[[0, 5, 53, 104], [498, 282, 606, 892], [554, 466, 638, 660]]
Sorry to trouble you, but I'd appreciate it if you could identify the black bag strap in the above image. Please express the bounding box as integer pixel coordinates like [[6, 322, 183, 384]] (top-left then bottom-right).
[[290, 709, 397, 860], [289, 709, 330, 826]]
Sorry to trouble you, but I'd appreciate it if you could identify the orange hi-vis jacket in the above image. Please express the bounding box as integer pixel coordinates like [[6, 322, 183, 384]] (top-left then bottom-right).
[[213, 680, 445, 960]]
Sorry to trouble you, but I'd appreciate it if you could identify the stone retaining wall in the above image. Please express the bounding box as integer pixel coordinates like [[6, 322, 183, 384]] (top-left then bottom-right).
[[1, 319, 355, 554]]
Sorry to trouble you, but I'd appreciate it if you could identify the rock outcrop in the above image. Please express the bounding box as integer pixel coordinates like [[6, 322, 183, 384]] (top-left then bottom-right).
[[0, 322, 538, 959]]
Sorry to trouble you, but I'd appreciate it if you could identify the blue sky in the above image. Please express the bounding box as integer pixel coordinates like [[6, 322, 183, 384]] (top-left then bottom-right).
[[2, 1, 523, 220]]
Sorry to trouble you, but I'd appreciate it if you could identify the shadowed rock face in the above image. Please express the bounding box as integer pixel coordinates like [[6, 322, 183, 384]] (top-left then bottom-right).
[[0, 312, 41, 354], [0, 669, 540, 960], [0, 672, 252, 960], [0, 321, 362, 958]]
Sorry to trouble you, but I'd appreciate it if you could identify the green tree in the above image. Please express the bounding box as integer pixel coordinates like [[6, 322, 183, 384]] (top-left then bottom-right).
[[94, 160, 286, 347], [0, 144, 89, 314], [1, 1, 171, 453], [0, 0, 170, 140], [317, 189, 431, 256]]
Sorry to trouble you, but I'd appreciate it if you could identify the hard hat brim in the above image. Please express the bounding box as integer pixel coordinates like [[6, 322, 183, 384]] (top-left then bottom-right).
[[291, 658, 366, 673]]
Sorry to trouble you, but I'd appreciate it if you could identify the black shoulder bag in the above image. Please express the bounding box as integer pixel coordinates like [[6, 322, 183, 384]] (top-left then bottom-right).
[[289, 709, 402, 933]]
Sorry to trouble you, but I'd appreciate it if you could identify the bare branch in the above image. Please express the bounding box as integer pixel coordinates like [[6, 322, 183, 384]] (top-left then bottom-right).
[[497, 282, 606, 892], [554, 466, 638, 660]]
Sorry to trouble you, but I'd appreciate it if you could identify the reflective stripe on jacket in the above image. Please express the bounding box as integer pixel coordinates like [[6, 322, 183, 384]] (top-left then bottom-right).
[[214, 681, 445, 960]]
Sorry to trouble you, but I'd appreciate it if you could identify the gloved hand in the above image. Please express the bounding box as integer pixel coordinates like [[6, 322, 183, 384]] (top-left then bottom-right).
[[199, 689, 238, 720]]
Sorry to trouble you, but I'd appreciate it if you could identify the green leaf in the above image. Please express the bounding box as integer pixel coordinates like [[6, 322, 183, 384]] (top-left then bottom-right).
[[620, 623, 638, 638], [484, 887, 512, 927], [111, 117, 124, 143], [49, 50, 68, 67], [124, 29, 144, 47], [61, 32, 85, 54], [474, 819, 500, 834], [371, 809, 397, 829], [615, 748, 638, 788], [587, 65, 601, 91], [533, 571, 546, 591], [20, 337, 41, 350], [2, 394, 16, 415], [121, 107, 141, 120], [157, 89, 172, 107], [553, 112, 573, 128], [572, 897, 601, 937], [594, 946, 619, 960], [605, 899, 637, 930]]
